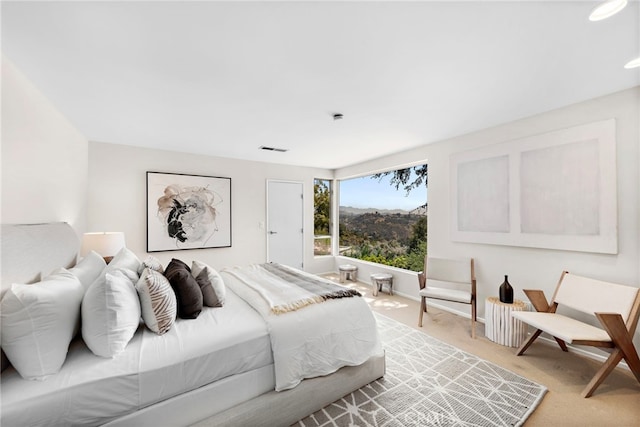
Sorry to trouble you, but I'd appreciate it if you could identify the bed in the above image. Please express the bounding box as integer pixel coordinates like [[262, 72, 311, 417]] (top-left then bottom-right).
[[0, 223, 385, 426]]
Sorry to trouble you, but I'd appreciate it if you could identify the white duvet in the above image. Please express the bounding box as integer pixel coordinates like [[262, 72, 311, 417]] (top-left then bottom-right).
[[0, 290, 272, 427], [221, 266, 383, 391]]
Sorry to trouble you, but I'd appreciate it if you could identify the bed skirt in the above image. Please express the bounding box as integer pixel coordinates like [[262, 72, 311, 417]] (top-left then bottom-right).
[[105, 352, 385, 427]]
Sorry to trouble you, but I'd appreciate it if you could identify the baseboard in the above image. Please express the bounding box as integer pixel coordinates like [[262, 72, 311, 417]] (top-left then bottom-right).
[[534, 335, 630, 371], [325, 273, 631, 373]]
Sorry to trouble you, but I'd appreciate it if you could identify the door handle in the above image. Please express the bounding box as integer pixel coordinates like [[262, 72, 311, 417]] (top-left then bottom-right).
[[268, 231, 278, 234]]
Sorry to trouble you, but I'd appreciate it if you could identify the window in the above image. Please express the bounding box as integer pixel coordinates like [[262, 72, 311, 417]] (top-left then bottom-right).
[[338, 165, 428, 272], [313, 179, 332, 256]]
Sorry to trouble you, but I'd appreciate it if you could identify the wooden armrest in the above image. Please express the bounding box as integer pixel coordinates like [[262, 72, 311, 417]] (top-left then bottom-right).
[[523, 289, 554, 312], [595, 312, 630, 339], [418, 271, 426, 290]]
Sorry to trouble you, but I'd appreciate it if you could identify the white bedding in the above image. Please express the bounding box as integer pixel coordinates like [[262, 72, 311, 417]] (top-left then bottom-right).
[[0, 290, 272, 427], [221, 265, 383, 391]]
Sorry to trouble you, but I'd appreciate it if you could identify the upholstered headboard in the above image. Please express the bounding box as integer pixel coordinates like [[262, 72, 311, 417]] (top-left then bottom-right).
[[1, 222, 79, 297]]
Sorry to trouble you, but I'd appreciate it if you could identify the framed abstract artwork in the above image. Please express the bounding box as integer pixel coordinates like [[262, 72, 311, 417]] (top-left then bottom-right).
[[147, 171, 232, 252], [450, 119, 617, 254]]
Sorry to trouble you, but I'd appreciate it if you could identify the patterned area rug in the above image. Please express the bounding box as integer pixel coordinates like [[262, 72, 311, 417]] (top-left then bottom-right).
[[295, 313, 546, 427]]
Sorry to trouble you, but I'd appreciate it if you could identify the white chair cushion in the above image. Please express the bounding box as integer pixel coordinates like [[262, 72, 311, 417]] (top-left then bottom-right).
[[419, 287, 472, 304], [511, 311, 610, 343]]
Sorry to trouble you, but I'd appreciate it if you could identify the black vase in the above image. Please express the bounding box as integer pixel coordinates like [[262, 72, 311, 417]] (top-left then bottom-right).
[[499, 275, 514, 304]]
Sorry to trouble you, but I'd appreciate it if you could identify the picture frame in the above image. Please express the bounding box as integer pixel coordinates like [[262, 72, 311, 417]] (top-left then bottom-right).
[[146, 171, 232, 252], [450, 119, 617, 254]]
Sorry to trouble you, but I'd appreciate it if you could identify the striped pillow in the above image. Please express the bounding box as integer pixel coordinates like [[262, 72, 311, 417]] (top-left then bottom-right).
[[136, 268, 177, 335]]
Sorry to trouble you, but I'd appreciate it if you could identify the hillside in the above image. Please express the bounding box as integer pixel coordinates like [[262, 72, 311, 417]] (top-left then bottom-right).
[[340, 204, 428, 217], [340, 206, 411, 216], [339, 210, 423, 243]]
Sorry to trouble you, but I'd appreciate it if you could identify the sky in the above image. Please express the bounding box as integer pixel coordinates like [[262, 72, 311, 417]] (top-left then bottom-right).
[[339, 170, 427, 211]]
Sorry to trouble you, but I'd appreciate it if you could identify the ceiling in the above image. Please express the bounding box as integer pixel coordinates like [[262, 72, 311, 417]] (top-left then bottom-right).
[[2, 1, 639, 169]]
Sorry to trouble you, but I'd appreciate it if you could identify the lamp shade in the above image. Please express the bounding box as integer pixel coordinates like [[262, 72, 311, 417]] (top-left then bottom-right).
[[81, 232, 126, 259]]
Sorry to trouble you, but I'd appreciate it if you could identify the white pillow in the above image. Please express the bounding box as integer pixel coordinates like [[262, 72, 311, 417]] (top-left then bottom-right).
[[106, 247, 141, 274], [138, 255, 164, 275], [136, 268, 177, 335], [191, 260, 226, 306], [0, 270, 84, 380], [48, 267, 90, 337], [69, 250, 107, 291], [82, 270, 141, 358]]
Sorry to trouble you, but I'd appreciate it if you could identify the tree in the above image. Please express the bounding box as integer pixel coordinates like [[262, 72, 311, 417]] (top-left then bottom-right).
[[373, 164, 428, 272], [371, 164, 428, 195], [314, 179, 331, 234], [408, 216, 428, 252]]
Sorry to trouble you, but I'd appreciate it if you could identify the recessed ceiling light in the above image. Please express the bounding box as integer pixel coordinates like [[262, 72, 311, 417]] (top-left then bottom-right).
[[589, 0, 628, 21], [624, 57, 640, 69]]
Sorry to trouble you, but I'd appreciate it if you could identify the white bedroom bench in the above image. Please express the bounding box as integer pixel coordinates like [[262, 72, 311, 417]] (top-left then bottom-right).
[[512, 271, 640, 397]]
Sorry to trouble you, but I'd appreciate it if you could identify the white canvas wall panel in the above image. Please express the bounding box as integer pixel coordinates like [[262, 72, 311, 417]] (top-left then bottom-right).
[[456, 155, 510, 233], [450, 119, 617, 254], [520, 139, 600, 236]]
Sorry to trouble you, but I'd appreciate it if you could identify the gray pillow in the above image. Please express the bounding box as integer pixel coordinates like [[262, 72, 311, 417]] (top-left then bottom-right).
[[191, 260, 226, 307], [194, 267, 222, 307]]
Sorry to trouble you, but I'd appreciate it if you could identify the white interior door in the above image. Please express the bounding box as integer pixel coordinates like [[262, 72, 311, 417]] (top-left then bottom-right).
[[267, 180, 304, 269]]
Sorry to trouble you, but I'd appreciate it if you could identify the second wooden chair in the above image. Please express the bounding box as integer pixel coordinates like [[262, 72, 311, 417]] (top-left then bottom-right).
[[417, 257, 477, 338]]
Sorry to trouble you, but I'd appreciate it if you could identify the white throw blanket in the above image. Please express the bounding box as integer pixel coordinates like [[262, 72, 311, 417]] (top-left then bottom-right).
[[222, 263, 359, 314], [221, 264, 382, 391]]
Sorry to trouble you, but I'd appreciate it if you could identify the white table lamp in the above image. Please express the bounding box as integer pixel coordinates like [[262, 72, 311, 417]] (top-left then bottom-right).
[[81, 232, 126, 263]]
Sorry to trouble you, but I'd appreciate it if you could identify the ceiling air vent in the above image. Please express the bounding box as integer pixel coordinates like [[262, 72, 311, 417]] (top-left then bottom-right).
[[260, 146, 288, 153]]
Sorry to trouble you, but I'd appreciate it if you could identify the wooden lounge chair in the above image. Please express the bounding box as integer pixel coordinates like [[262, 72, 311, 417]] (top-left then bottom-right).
[[418, 257, 477, 338], [512, 271, 640, 397]]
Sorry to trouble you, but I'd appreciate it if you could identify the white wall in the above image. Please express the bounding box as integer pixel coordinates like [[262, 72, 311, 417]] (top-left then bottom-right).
[[4, 53, 638, 358], [1, 56, 88, 236], [87, 142, 334, 274], [337, 86, 640, 353]]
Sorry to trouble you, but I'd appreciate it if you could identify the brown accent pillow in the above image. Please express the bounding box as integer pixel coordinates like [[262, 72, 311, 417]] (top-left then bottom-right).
[[164, 259, 202, 319], [194, 267, 223, 307]]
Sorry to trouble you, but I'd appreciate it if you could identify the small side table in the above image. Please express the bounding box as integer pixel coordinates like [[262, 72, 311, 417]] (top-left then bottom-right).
[[371, 273, 393, 296], [339, 264, 358, 283], [485, 297, 528, 347]]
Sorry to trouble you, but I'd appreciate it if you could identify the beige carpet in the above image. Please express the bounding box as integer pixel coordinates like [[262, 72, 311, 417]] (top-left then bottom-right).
[[326, 274, 640, 427]]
